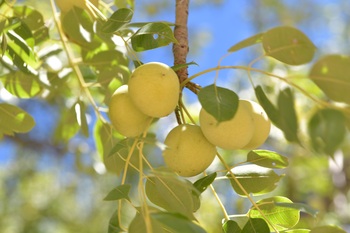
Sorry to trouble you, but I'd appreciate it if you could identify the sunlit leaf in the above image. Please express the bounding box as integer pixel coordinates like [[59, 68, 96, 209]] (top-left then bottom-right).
[[262, 26, 316, 65], [227, 164, 283, 196], [193, 172, 217, 193], [241, 218, 269, 233], [131, 22, 177, 51], [228, 32, 264, 52], [101, 8, 133, 33], [2, 72, 42, 98], [247, 150, 289, 169], [310, 225, 346, 233], [108, 209, 123, 233], [308, 108, 346, 155], [309, 55, 350, 104], [281, 230, 310, 233], [248, 196, 300, 231], [222, 220, 241, 233], [274, 202, 318, 217], [0, 103, 35, 136], [104, 184, 131, 201], [198, 84, 239, 123]]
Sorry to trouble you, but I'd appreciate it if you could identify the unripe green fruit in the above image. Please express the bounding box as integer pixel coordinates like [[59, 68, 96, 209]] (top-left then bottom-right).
[[241, 100, 271, 150], [163, 124, 217, 177], [199, 100, 254, 150], [55, 0, 98, 13], [128, 62, 180, 117], [108, 85, 152, 137]]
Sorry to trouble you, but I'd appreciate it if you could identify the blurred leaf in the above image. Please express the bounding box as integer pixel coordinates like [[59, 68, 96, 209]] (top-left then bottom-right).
[[262, 26, 316, 65], [145, 170, 197, 219], [2, 71, 42, 98], [227, 164, 283, 196], [310, 225, 346, 233], [114, 0, 135, 9], [277, 88, 299, 142], [108, 209, 123, 233], [128, 210, 165, 233], [248, 196, 300, 231], [241, 218, 269, 233], [53, 102, 80, 143], [198, 84, 239, 123], [84, 50, 129, 72], [281, 230, 310, 233], [104, 184, 131, 201], [193, 172, 217, 193], [76, 100, 89, 137], [0, 103, 35, 136], [102, 8, 133, 33], [309, 55, 350, 104], [222, 220, 241, 233], [255, 85, 280, 124], [274, 202, 318, 217], [131, 22, 177, 51], [308, 108, 346, 155], [172, 61, 198, 72], [228, 32, 264, 52], [247, 150, 289, 169]]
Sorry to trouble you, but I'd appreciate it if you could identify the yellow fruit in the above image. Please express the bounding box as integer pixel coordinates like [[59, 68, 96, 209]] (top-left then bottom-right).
[[199, 100, 254, 150], [163, 124, 217, 177], [241, 100, 271, 150], [108, 85, 152, 137], [55, 0, 98, 13], [128, 62, 180, 118]]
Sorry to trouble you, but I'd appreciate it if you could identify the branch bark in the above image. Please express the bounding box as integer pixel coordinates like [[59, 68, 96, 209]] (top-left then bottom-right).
[[173, 0, 189, 84]]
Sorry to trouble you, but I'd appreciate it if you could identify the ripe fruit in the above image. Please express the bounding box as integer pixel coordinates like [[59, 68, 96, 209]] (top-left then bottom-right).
[[128, 62, 180, 118], [199, 100, 255, 150], [241, 100, 271, 150], [163, 124, 217, 177], [108, 85, 152, 137], [55, 0, 98, 13]]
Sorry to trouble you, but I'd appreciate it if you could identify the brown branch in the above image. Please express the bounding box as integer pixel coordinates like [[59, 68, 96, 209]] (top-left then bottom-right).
[[173, 0, 189, 84]]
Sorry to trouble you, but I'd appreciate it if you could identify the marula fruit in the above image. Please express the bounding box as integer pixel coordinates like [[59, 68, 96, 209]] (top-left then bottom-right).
[[163, 124, 217, 177], [128, 62, 180, 118], [108, 85, 152, 137]]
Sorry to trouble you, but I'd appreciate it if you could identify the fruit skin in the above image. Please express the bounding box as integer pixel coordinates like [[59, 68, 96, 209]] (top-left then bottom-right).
[[108, 85, 152, 137], [55, 0, 98, 14], [163, 124, 217, 177], [128, 62, 180, 118], [241, 100, 271, 150], [199, 100, 254, 150]]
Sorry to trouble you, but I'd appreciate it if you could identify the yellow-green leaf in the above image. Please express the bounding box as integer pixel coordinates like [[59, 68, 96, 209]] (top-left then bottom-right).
[[0, 103, 35, 135]]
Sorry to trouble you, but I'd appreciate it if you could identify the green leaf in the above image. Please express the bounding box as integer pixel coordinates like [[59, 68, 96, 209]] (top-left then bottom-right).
[[172, 61, 198, 72], [198, 84, 239, 123], [281, 230, 310, 233], [254, 85, 280, 124], [131, 22, 177, 51], [247, 150, 289, 169], [277, 88, 299, 142], [101, 8, 133, 33], [108, 209, 123, 233], [1, 72, 42, 98], [222, 220, 241, 233], [241, 218, 270, 233], [227, 164, 283, 196], [104, 184, 131, 201], [128, 210, 165, 233], [53, 103, 80, 143], [262, 26, 316, 65], [310, 225, 346, 233], [193, 172, 217, 193], [308, 108, 346, 155], [228, 32, 264, 52], [309, 55, 350, 104], [76, 100, 89, 137], [274, 202, 318, 217], [145, 170, 197, 219], [248, 196, 300, 231], [0, 103, 35, 135]]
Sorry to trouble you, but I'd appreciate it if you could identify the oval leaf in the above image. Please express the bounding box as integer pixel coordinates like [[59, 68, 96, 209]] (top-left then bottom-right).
[[108, 209, 123, 233], [247, 150, 289, 169], [262, 26, 316, 65], [309, 55, 350, 104], [310, 226, 346, 233], [222, 220, 241, 233], [101, 8, 133, 33], [0, 103, 35, 135], [103, 184, 131, 201], [248, 196, 300, 231], [193, 172, 217, 193], [2, 72, 42, 98], [227, 164, 283, 196], [254, 85, 280, 124], [242, 218, 270, 233], [198, 84, 239, 123], [228, 32, 264, 52], [274, 202, 318, 218]]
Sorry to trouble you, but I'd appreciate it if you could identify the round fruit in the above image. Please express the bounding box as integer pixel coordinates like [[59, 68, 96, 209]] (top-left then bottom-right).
[[108, 85, 152, 137], [128, 62, 180, 118], [241, 100, 271, 150], [199, 100, 254, 150], [163, 124, 217, 177], [55, 0, 98, 13]]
